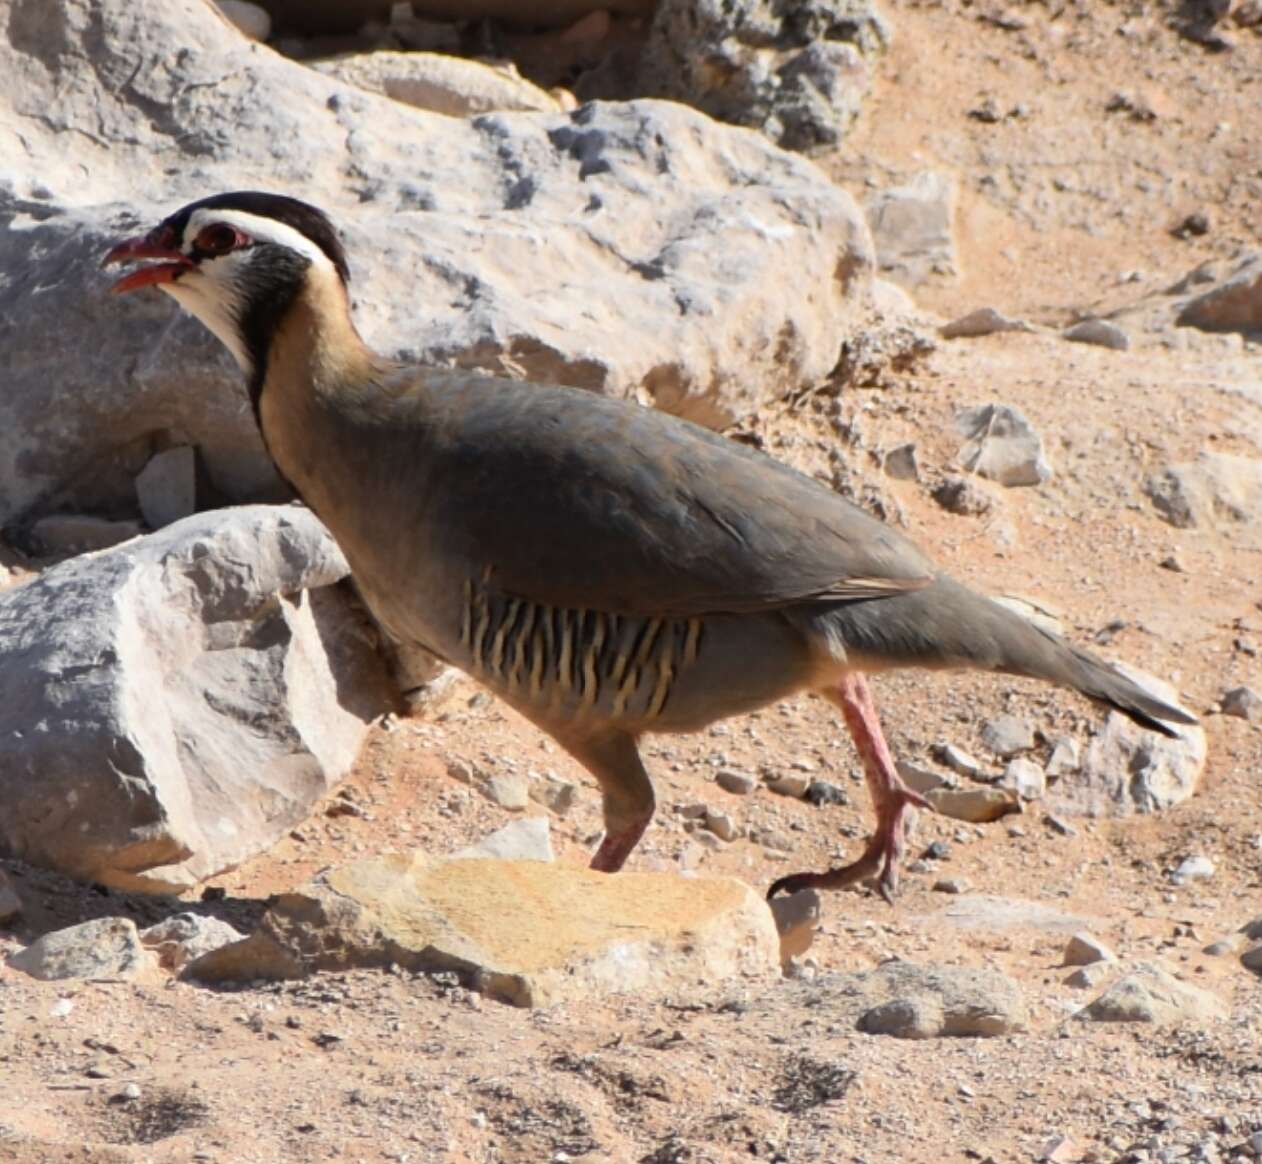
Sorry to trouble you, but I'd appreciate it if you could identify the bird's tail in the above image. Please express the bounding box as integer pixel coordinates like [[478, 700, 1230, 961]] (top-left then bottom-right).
[[827, 575, 1197, 736]]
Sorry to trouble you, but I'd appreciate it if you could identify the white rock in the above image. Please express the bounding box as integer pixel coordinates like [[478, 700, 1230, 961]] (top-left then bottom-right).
[[8, 917, 156, 981], [139, 913, 245, 974], [1146, 452, 1262, 529], [865, 171, 958, 286], [766, 773, 812, 798], [1045, 736, 1080, 778], [1062, 931, 1117, 966], [453, 818, 554, 862], [940, 307, 1034, 338], [314, 52, 564, 117], [853, 962, 1026, 1038], [1076, 961, 1226, 1024], [1049, 666, 1205, 819], [0, 506, 394, 891], [1001, 757, 1046, 801], [214, 0, 270, 41], [934, 744, 983, 780], [768, 888, 820, 968], [715, 769, 756, 795], [481, 773, 530, 811], [981, 715, 1036, 757], [1063, 319, 1131, 351], [1170, 854, 1215, 885], [528, 773, 578, 815], [0, 0, 873, 524], [703, 808, 739, 842], [135, 446, 198, 529], [955, 403, 1053, 488]]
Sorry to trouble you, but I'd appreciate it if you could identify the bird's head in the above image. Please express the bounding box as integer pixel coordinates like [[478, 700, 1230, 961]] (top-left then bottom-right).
[[102, 191, 351, 378]]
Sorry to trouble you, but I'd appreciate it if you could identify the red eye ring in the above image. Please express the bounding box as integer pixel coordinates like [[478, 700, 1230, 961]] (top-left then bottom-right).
[[194, 223, 245, 256]]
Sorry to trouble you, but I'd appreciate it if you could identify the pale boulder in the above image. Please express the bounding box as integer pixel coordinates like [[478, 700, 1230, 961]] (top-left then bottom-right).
[[313, 52, 566, 116], [0, 0, 873, 525], [0, 506, 394, 892]]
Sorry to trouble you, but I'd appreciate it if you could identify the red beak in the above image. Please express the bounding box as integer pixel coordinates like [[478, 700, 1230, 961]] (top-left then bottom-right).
[[101, 230, 194, 294]]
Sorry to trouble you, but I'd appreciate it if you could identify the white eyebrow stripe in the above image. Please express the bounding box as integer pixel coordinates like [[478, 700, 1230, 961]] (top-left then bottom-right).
[[183, 207, 336, 274]]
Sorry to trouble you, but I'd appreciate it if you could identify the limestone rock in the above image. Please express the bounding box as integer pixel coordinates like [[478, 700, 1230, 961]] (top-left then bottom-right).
[[865, 172, 958, 286], [0, 0, 873, 525], [1062, 319, 1131, 351], [941, 307, 1035, 339], [481, 773, 530, 811], [955, 403, 1053, 488], [981, 715, 1036, 757], [1221, 685, 1262, 721], [1145, 453, 1262, 529], [1170, 854, 1215, 885], [7, 917, 156, 981], [313, 52, 565, 116], [638, 0, 890, 154], [139, 913, 245, 974], [769, 888, 821, 968], [1001, 757, 1046, 801], [452, 818, 554, 862], [1176, 252, 1262, 333], [1048, 666, 1204, 818], [852, 962, 1026, 1038], [135, 446, 199, 529], [0, 506, 394, 892], [924, 895, 1092, 933], [1062, 932, 1116, 966], [186, 854, 780, 1006], [1076, 962, 1226, 1024], [214, 0, 271, 40], [716, 769, 756, 796], [925, 786, 1020, 823]]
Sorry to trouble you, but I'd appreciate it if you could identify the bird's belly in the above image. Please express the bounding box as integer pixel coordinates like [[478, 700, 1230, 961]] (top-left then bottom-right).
[[452, 583, 812, 734]]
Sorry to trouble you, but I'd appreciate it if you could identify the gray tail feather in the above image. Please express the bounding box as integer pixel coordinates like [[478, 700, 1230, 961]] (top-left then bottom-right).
[[832, 576, 1198, 736]]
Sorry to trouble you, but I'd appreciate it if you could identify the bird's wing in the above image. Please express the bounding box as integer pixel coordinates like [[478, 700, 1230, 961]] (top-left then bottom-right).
[[394, 369, 935, 618]]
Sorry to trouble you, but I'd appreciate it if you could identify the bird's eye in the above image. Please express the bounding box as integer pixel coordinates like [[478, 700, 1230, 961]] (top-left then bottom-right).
[[194, 223, 244, 256]]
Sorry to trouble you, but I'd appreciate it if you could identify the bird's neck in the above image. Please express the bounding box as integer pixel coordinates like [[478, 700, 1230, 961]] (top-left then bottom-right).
[[254, 275, 384, 513]]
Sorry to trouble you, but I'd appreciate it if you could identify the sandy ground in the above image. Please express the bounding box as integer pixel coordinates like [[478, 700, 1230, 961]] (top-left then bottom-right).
[[2, 2, 1261, 1162]]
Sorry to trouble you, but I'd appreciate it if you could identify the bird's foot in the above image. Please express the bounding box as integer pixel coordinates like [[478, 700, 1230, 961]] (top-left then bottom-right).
[[588, 817, 651, 873], [766, 785, 929, 904]]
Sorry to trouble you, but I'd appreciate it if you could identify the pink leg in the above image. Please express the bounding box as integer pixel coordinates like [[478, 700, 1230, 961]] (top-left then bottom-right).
[[768, 672, 929, 903], [589, 815, 653, 873], [547, 729, 655, 874]]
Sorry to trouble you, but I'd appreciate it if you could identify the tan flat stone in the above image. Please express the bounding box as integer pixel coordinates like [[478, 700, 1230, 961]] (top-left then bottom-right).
[[188, 854, 780, 1007]]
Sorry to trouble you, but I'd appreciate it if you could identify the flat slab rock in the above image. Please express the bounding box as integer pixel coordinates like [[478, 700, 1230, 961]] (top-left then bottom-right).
[[187, 854, 781, 1007], [916, 895, 1093, 934]]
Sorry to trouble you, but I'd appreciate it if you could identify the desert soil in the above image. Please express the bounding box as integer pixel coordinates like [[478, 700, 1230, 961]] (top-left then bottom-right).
[[2, 3, 1261, 1162]]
